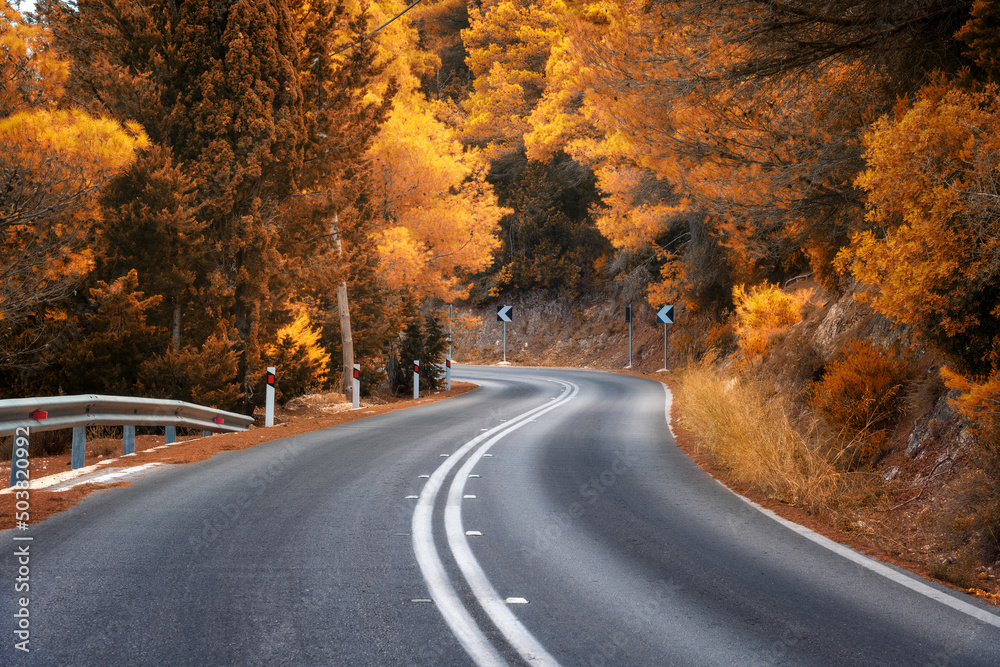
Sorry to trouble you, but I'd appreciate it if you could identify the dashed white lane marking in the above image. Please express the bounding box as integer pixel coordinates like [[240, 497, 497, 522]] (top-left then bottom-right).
[[466, 530, 483, 536], [505, 598, 529, 605], [464, 495, 477, 499], [412, 382, 577, 667], [469, 474, 480, 478], [419, 474, 430, 478], [660, 383, 1000, 630], [405, 495, 419, 499]]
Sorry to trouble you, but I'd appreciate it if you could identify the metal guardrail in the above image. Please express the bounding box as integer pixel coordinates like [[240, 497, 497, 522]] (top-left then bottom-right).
[[3, 395, 254, 486]]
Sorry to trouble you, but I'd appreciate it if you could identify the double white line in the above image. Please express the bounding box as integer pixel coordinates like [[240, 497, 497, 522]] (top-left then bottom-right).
[[411, 379, 578, 666]]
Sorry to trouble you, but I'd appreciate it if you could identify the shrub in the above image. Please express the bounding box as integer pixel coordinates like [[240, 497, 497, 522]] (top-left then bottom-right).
[[138, 333, 242, 410], [388, 311, 448, 394], [809, 340, 909, 469], [677, 358, 843, 513], [732, 283, 803, 358], [265, 309, 331, 404], [938, 369, 1000, 565], [702, 319, 737, 356]]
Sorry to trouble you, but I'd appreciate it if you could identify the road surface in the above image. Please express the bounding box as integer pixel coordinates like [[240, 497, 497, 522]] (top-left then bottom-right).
[[3, 366, 999, 665]]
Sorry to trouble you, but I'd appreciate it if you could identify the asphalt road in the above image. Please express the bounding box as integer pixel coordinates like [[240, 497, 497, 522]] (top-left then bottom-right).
[[2, 366, 999, 665]]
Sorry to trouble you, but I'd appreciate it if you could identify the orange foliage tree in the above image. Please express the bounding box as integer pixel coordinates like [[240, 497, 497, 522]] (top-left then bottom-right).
[[0, 1, 148, 383], [353, 0, 506, 302], [524, 0, 969, 308], [839, 82, 1000, 374], [461, 0, 566, 162]]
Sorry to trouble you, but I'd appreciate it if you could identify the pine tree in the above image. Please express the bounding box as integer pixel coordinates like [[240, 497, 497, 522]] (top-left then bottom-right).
[[97, 146, 207, 350]]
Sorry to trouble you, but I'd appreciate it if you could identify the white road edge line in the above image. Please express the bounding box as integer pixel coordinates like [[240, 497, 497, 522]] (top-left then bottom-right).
[[443, 381, 579, 667], [412, 380, 575, 667], [661, 383, 1000, 630]]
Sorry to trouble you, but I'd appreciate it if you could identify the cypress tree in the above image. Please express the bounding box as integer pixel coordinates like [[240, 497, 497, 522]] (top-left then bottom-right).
[[47, 0, 306, 411]]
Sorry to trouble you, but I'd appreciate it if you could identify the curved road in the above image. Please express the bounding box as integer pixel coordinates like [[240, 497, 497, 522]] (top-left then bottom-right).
[[2, 366, 999, 665]]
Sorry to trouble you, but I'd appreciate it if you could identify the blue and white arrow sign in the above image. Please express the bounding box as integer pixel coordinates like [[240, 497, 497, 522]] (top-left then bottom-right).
[[656, 305, 674, 324], [496, 305, 513, 322]]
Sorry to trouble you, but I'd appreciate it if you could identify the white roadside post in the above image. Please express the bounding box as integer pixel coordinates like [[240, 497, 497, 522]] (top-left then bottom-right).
[[265, 366, 276, 427], [413, 359, 420, 399], [352, 363, 361, 409]]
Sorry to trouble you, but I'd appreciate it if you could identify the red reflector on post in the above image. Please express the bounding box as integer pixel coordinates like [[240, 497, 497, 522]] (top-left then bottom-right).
[[446, 359, 451, 368], [353, 369, 360, 379], [266, 372, 275, 386], [214, 417, 224, 425], [31, 410, 47, 420]]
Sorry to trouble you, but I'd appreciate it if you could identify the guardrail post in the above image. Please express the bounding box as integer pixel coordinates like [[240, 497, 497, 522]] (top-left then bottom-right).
[[446, 356, 452, 391], [165, 425, 176, 444], [123, 425, 135, 455], [413, 360, 420, 399], [265, 366, 276, 427], [9, 429, 29, 487], [71, 426, 86, 469]]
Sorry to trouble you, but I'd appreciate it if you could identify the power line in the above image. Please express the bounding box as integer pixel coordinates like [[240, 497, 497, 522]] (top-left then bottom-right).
[[332, 0, 425, 56]]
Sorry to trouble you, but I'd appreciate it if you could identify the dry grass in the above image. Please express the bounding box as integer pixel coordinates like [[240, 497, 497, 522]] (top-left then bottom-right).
[[676, 359, 846, 515]]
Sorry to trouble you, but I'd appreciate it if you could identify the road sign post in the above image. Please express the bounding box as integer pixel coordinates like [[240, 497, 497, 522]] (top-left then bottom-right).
[[656, 305, 675, 370], [626, 304, 633, 368], [446, 355, 452, 391], [496, 305, 513, 363]]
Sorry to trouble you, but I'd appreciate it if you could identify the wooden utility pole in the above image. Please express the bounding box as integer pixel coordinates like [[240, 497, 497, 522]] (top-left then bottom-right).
[[331, 214, 355, 401]]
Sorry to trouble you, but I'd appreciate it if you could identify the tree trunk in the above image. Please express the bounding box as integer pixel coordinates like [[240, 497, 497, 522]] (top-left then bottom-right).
[[172, 301, 182, 352], [337, 281, 354, 399], [330, 214, 355, 401]]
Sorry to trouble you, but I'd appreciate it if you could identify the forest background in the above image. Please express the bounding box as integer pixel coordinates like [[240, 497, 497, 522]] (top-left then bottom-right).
[[4, 0, 1000, 586]]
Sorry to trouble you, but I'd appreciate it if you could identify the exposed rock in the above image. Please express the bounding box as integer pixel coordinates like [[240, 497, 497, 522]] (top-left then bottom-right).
[[906, 391, 959, 458]]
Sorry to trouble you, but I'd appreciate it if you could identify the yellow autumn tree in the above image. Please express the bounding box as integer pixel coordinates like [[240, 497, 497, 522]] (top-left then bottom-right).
[[0, 1, 148, 371], [370, 91, 505, 299], [352, 0, 505, 301], [266, 308, 331, 403], [462, 0, 567, 160]]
